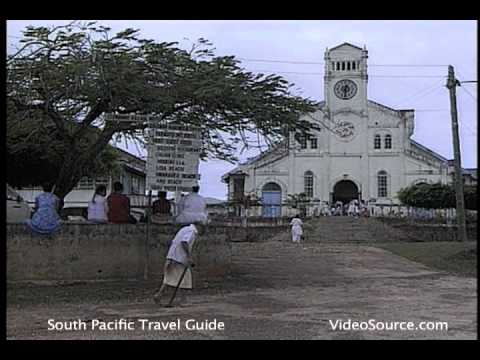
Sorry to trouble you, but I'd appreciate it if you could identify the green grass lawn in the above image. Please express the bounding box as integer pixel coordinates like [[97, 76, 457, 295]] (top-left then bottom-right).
[[376, 241, 477, 278]]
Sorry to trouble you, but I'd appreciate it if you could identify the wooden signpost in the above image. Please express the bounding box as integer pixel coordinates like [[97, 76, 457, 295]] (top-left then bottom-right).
[[105, 113, 202, 279]]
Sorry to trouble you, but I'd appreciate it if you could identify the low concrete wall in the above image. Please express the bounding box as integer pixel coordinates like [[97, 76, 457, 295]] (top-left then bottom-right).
[[377, 218, 477, 242], [7, 222, 286, 283], [7, 223, 232, 283]]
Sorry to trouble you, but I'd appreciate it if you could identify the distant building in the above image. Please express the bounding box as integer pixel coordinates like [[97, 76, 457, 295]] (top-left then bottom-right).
[[204, 197, 228, 217], [17, 147, 146, 209], [447, 160, 478, 186], [223, 43, 459, 217]]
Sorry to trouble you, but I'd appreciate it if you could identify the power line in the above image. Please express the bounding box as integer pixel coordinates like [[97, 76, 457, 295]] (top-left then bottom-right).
[[238, 57, 448, 67], [460, 121, 477, 136], [452, 68, 477, 135], [370, 64, 449, 68], [459, 86, 477, 102], [457, 107, 477, 136], [239, 58, 323, 65], [250, 69, 446, 78], [454, 75, 477, 137], [369, 75, 446, 78], [414, 109, 450, 112], [393, 80, 445, 108]]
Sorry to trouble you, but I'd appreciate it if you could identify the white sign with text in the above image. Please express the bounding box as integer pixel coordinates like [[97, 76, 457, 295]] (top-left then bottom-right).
[[146, 124, 202, 192]]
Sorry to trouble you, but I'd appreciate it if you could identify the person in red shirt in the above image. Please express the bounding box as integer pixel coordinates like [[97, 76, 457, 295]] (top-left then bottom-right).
[[152, 191, 171, 215], [107, 182, 133, 224]]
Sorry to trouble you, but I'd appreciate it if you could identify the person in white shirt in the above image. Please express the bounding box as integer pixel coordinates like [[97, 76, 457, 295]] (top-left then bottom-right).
[[175, 186, 208, 225], [153, 222, 206, 305], [87, 185, 108, 223], [321, 201, 331, 216], [348, 200, 359, 217], [290, 216, 304, 243]]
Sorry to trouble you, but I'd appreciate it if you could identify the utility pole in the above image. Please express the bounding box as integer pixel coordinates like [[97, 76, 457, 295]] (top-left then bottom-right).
[[446, 65, 469, 250]]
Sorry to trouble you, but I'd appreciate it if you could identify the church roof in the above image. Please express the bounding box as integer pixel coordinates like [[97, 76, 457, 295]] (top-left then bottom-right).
[[329, 42, 363, 52], [367, 100, 414, 114], [222, 140, 289, 180], [409, 139, 449, 163]]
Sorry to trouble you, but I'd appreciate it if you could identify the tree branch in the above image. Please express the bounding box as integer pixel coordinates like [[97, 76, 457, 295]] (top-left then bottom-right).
[[73, 99, 110, 139]]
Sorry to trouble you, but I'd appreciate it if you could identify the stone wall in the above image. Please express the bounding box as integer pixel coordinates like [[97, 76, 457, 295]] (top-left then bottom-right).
[[7, 223, 231, 283], [7, 222, 285, 283], [377, 218, 477, 242]]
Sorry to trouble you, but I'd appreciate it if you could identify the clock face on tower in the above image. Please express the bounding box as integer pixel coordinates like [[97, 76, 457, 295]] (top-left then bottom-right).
[[334, 79, 358, 100]]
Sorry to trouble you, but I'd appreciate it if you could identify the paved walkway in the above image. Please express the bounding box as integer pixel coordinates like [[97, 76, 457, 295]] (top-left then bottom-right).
[[7, 220, 477, 339]]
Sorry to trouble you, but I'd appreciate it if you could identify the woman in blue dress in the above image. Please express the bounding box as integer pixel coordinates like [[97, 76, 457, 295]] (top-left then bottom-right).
[[25, 182, 61, 234]]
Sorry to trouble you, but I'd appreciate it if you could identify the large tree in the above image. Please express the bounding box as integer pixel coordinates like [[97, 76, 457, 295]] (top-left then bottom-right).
[[7, 22, 318, 201], [7, 98, 120, 188]]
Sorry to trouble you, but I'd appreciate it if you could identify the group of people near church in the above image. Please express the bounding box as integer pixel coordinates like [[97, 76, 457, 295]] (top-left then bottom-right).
[[314, 199, 369, 217]]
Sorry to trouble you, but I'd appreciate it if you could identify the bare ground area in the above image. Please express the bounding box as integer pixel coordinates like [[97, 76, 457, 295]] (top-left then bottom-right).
[[7, 236, 477, 340]]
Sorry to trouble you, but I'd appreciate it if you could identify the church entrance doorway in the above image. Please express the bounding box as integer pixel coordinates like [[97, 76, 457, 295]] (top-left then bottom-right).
[[332, 180, 359, 204], [261, 182, 282, 217]]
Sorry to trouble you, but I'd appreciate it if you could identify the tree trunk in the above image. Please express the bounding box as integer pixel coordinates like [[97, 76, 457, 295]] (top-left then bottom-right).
[[54, 153, 85, 210], [53, 128, 117, 210]]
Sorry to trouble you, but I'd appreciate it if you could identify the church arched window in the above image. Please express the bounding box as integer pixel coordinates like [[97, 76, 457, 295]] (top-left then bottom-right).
[[385, 134, 392, 149], [374, 134, 381, 149], [352, 61, 356, 70], [304, 171, 314, 198], [347, 62, 351, 71], [336, 62, 340, 71], [299, 137, 307, 149], [342, 62, 345, 71], [377, 171, 388, 198]]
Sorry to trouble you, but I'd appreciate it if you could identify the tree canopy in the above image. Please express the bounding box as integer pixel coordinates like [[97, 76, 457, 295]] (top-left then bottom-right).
[[7, 22, 318, 200]]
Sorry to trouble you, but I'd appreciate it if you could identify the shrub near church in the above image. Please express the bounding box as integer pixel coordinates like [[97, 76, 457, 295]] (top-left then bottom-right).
[[397, 182, 477, 210]]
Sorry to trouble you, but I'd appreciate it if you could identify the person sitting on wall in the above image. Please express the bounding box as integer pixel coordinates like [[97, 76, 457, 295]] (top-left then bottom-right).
[[175, 185, 208, 225], [107, 181, 136, 224], [153, 221, 206, 305], [87, 185, 109, 223], [152, 191, 171, 215], [25, 182, 61, 235]]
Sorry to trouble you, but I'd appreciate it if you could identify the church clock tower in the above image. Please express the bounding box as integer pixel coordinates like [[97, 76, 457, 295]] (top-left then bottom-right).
[[324, 43, 368, 116]]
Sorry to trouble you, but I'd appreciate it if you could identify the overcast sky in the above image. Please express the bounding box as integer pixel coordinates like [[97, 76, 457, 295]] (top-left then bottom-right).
[[7, 20, 477, 199]]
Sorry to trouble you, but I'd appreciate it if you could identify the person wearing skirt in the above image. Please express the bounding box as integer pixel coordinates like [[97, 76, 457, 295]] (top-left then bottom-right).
[[153, 222, 205, 305]]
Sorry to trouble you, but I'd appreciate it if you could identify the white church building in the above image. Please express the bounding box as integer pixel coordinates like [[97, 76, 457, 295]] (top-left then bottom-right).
[[223, 43, 451, 217]]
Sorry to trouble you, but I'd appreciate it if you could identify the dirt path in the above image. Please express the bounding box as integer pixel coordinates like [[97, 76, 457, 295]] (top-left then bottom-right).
[[8, 234, 476, 340]]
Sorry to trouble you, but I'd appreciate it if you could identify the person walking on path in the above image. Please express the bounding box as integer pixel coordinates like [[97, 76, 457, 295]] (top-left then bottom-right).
[[290, 216, 304, 243], [25, 182, 61, 234], [153, 222, 206, 305]]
